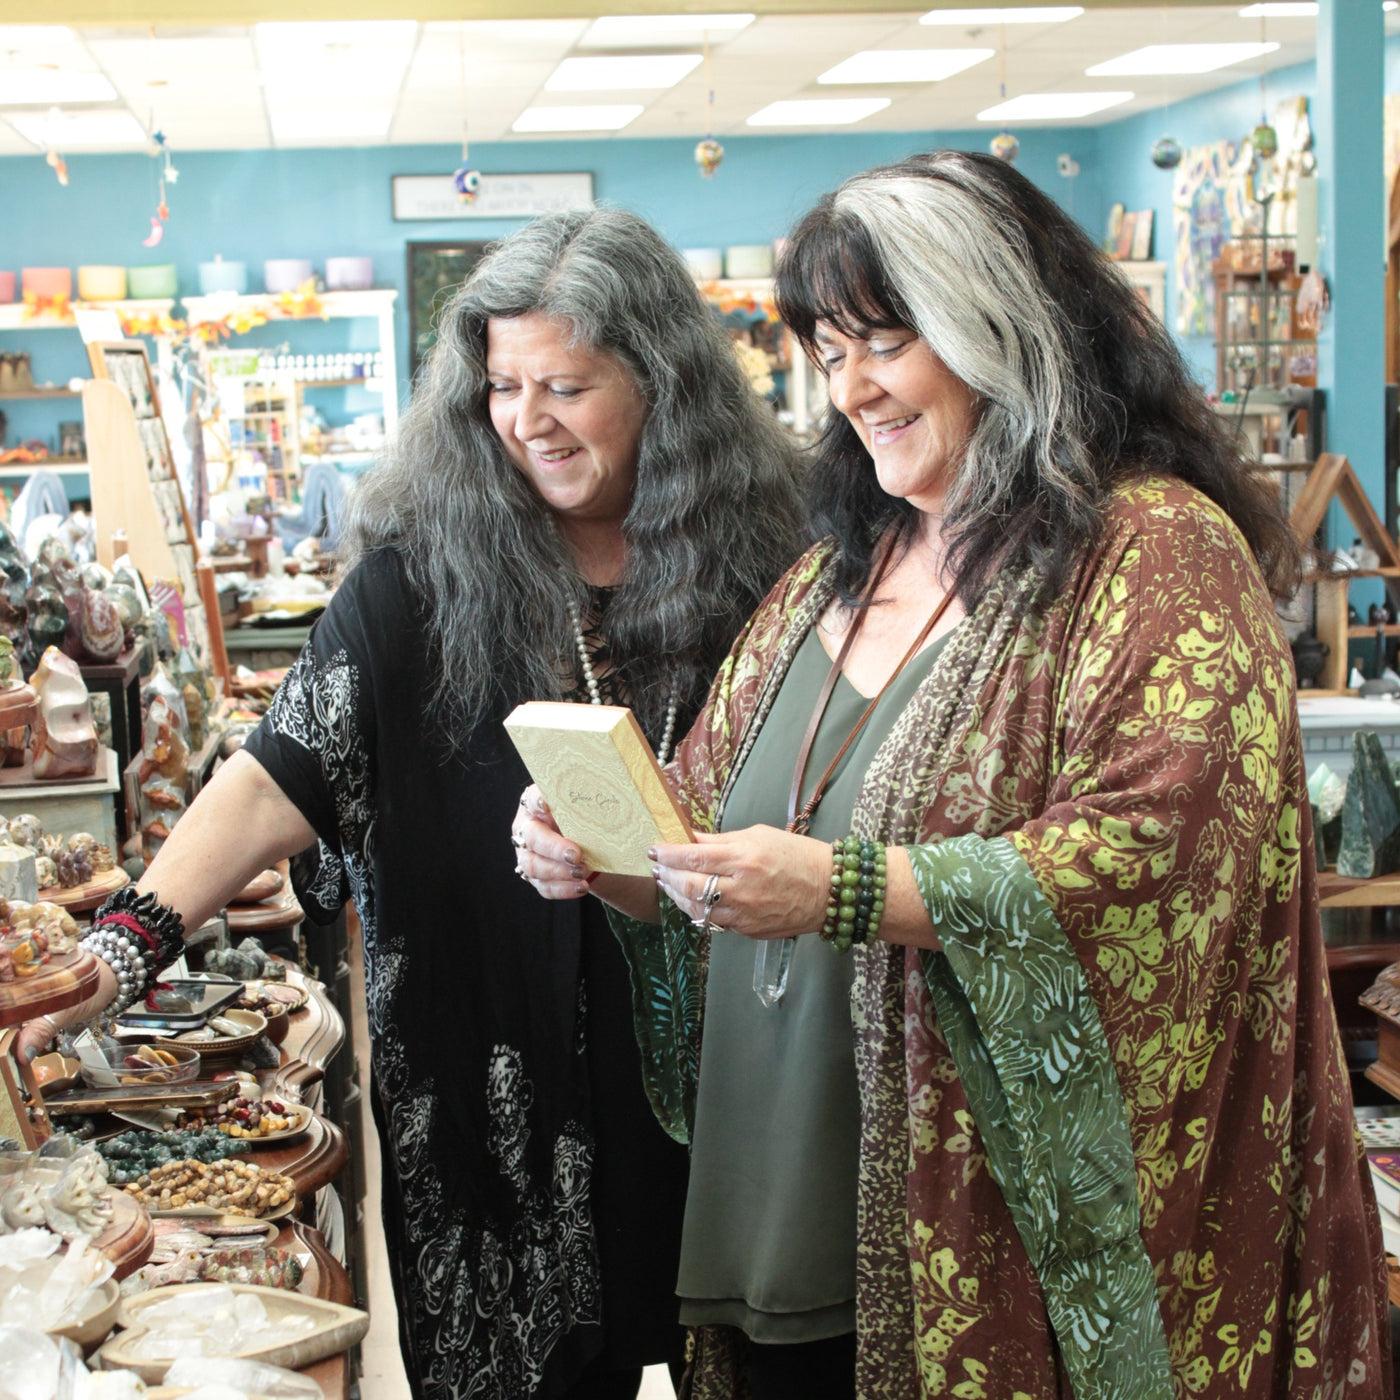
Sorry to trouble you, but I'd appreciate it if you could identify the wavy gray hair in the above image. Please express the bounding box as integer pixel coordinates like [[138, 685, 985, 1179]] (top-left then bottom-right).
[[341, 207, 802, 749], [777, 150, 1297, 608]]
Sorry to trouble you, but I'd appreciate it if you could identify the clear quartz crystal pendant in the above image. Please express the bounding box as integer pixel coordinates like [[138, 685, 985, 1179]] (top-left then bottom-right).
[[753, 937, 795, 1007]]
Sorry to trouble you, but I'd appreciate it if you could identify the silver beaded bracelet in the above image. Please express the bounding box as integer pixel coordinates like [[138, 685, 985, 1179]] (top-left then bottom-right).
[[80, 926, 149, 1016]]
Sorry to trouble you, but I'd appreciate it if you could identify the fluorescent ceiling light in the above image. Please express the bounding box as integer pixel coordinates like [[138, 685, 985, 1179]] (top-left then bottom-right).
[[0, 71, 116, 105], [546, 54, 702, 91], [0, 27, 78, 47], [978, 90, 1132, 120], [582, 14, 754, 42], [1238, 3, 1315, 15], [920, 8, 1083, 25], [513, 104, 643, 132], [270, 108, 393, 141], [1087, 42, 1278, 76], [5, 109, 148, 147], [747, 97, 891, 126], [819, 48, 993, 84], [253, 20, 418, 48]]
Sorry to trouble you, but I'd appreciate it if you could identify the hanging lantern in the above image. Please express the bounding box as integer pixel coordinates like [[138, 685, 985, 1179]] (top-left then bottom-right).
[[1252, 122, 1278, 160], [695, 137, 724, 178], [990, 130, 1019, 164], [452, 164, 481, 204], [1151, 136, 1182, 170]]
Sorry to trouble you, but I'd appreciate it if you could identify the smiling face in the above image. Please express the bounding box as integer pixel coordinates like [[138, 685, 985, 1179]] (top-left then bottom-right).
[[486, 312, 648, 528], [815, 321, 980, 518]]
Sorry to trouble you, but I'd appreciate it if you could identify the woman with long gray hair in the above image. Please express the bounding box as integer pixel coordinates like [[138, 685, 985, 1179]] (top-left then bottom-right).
[[18, 207, 802, 1400], [518, 152, 1388, 1398]]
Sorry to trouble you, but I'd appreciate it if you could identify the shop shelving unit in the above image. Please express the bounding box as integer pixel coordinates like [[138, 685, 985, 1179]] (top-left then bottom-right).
[[179, 289, 399, 445], [1213, 240, 1314, 396], [696, 278, 827, 437], [0, 299, 177, 490]]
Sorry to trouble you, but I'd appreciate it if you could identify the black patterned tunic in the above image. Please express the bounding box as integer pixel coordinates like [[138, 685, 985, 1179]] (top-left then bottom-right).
[[242, 549, 689, 1400]]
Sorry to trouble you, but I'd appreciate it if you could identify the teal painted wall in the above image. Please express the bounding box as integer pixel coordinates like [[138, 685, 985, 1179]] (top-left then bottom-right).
[[0, 127, 1101, 468]]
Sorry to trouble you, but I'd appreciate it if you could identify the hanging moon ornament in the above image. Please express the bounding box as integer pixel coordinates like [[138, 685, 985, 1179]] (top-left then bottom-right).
[[452, 164, 481, 203], [695, 137, 724, 178], [142, 216, 164, 248], [1151, 136, 1182, 170], [990, 130, 1019, 163]]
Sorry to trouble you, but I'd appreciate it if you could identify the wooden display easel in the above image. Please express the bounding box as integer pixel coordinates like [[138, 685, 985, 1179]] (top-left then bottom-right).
[[83, 338, 210, 665], [1293, 453, 1400, 693]]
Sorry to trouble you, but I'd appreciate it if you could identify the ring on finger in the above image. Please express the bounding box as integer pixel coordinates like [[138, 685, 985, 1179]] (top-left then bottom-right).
[[692, 873, 722, 932]]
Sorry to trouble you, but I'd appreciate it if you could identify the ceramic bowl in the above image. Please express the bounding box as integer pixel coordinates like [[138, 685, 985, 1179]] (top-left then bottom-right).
[[77, 266, 127, 301], [723, 245, 774, 279], [324, 256, 372, 291], [127, 264, 178, 298], [0, 272, 15, 303], [264, 259, 313, 294], [198, 259, 248, 295], [683, 248, 722, 281], [21, 267, 71, 300]]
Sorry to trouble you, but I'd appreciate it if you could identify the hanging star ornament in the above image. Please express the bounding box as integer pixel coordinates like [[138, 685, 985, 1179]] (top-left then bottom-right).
[[45, 149, 68, 186], [163, 156, 179, 185]]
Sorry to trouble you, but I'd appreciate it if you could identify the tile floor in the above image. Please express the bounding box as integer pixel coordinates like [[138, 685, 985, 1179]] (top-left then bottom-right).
[[346, 927, 675, 1400]]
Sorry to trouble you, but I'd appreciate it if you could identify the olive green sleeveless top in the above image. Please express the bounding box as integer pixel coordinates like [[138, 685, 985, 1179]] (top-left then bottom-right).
[[678, 621, 955, 1343]]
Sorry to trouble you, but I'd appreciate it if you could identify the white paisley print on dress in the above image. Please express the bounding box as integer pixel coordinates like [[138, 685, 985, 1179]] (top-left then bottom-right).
[[261, 645, 601, 1398]]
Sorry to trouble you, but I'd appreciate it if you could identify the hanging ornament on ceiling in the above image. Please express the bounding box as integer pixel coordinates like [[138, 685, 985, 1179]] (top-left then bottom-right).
[[695, 137, 725, 178], [990, 131, 1019, 163], [1251, 122, 1279, 161], [452, 25, 481, 203], [142, 216, 164, 248], [989, 23, 1017, 163], [695, 32, 724, 178], [163, 153, 179, 185], [1151, 136, 1182, 170], [45, 148, 69, 186]]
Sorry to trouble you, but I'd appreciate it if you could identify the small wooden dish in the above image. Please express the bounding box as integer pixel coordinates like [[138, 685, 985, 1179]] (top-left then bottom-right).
[[99, 1283, 369, 1381], [232, 868, 284, 905], [161, 1007, 267, 1058]]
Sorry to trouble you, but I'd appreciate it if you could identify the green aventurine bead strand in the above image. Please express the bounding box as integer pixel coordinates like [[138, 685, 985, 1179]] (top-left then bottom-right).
[[818, 836, 887, 954]]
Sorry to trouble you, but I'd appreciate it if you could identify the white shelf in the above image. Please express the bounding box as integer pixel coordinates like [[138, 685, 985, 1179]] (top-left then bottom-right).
[[0, 298, 175, 332], [178, 289, 399, 443]]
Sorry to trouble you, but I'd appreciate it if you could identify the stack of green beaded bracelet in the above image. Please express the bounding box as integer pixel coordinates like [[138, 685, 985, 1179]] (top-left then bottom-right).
[[822, 836, 887, 953]]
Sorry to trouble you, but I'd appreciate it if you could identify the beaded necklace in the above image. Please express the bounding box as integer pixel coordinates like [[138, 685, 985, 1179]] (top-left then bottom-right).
[[566, 599, 678, 764]]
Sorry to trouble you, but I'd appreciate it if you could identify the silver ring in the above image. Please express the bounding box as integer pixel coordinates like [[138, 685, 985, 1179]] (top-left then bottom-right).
[[701, 874, 721, 909], [515, 865, 529, 881], [511, 835, 525, 849]]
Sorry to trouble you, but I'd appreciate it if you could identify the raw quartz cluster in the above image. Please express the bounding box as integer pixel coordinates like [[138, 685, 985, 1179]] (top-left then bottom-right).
[[127, 1283, 317, 1359], [0, 1228, 113, 1331], [0, 1326, 321, 1400]]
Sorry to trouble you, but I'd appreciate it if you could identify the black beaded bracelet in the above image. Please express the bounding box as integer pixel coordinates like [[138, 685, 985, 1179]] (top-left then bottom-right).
[[90, 886, 186, 977]]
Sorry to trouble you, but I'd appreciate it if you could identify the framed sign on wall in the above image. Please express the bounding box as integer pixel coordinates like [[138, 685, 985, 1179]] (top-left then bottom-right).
[[392, 172, 594, 222]]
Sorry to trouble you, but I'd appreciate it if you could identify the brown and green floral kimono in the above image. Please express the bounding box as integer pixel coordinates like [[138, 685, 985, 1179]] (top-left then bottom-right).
[[609, 477, 1390, 1399]]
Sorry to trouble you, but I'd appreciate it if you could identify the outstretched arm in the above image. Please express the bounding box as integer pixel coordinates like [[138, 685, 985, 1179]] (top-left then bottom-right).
[[16, 749, 315, 1058]]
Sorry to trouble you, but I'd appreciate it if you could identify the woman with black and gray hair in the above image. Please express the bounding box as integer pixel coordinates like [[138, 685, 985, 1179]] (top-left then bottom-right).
[[19, 207, 803, 1400], [519, 153, 1388, 1398]]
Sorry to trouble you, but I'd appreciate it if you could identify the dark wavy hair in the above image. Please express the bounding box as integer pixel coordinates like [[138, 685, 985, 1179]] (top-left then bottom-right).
[[775, 149, 1300, 610], [342, 207, 802, 748]]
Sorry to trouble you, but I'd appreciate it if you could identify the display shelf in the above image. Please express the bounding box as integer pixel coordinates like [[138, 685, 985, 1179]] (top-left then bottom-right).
[[178, 290, 398, 442], [0, 298, 174, 332], [0, 386, 81, 400]]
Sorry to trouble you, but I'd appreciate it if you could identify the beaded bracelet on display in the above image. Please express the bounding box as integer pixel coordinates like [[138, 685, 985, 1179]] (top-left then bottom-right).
[[80, 888, 186, 1015], [821, 836, 886, 954]]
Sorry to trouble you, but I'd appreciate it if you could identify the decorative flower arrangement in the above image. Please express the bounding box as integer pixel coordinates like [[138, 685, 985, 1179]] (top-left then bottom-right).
[[20, 291, 71, 322]]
